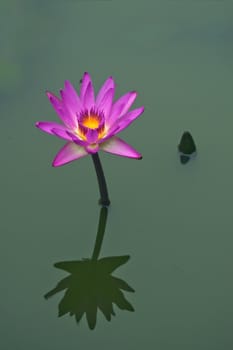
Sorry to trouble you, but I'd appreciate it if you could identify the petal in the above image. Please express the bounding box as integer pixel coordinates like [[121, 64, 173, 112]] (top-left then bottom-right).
[[96, 76, 115, 106], [99, 125, 120, 143], [35, 121, 69, 136], [66, 131, 87, 146], [86, 129, 99, 144], [60, 81, 83, 123], [96, 88, 114, 119], [51, 128, 73, 141], [85, 143, 99, 154], [83, 82, 95, 110], [80, 72, 92, 101], [107, 91, 137, 127], [64, 80, 82, 108], [100, 106, 144, 143], [52, 142, 88, 167], [110, 106, 144, 134], [100, 136, 142, 159], [46, 92, 74, 128]]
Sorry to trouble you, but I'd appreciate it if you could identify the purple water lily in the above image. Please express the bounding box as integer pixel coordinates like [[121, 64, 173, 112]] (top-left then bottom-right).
[[36, 72, 144, 167]]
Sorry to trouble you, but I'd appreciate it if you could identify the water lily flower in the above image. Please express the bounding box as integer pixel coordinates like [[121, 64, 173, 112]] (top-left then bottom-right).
[[36, 72, 144, 167]]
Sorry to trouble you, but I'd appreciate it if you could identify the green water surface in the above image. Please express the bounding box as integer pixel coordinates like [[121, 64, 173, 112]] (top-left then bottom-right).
[[1, 0, 233, 349]]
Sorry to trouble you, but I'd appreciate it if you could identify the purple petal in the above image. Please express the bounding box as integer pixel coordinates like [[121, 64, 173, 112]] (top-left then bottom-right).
[[66, 131, 87, 146], [52, 142, 88, 167], [60, 81, 83, 122], [99, 107, 144, 143], [80, 72, 92, 101], [100, 136, 142, 159], [35, 121, 69, 136], [98, 124, 121, 144], [107, 91, 137, 127], [46, 92, 74, 128], [110, 106, 144, 134], [96, 77, 115, 106], [86, 129, 99, 144], [96, 88, 114, 119], [83, 82, 95, 110], [85, 143, 99, 154], [51, 128, 73, 141], [64, 80, 82, 106]]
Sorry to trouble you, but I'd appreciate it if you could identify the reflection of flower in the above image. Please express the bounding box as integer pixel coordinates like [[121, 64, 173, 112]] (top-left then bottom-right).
[[36, 72, 144, 166], [45, 256, 134, 330]]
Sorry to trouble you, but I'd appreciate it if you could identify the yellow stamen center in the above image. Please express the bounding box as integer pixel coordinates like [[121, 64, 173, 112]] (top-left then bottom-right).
[[82, 115, 100, 129]]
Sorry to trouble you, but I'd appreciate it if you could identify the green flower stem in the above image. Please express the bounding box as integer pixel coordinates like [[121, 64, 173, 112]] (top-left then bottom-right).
[[91, 206, 108, 261], [91, 152, 110, 206]]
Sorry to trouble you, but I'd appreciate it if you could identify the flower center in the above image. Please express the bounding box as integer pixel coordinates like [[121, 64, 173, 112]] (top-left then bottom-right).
[[82, 115, 100, 129], [76, 108, 106, 141]]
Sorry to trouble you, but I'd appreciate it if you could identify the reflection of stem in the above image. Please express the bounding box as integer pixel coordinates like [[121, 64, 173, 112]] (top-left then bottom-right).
[[91, 207, 108, 261], [91, 153, 110, 206]]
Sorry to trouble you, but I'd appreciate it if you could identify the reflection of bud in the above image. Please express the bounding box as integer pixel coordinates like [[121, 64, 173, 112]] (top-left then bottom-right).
[[44, 256, 134, 330], [178, 131, 197, 164]]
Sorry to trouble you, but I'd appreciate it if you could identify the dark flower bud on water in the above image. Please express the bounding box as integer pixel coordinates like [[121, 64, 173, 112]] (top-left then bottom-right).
[[178, 131, 196, 154], [178, 131, 196, 164]]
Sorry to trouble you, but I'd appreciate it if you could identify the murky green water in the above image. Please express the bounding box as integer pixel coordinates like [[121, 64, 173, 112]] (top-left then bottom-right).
[[1, 1, 233, 348]]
